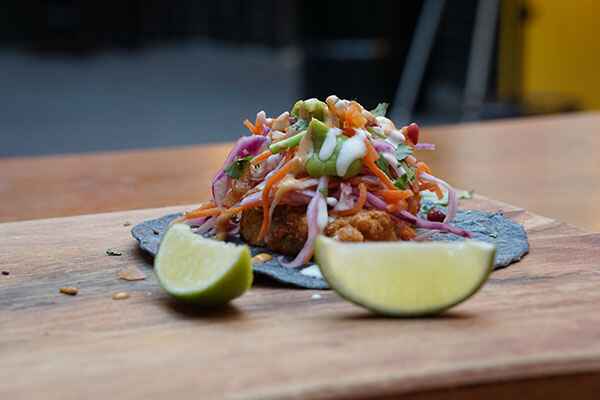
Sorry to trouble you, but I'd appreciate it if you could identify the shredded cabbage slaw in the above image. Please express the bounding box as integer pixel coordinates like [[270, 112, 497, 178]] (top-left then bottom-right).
[[179, 96, 470, 267]]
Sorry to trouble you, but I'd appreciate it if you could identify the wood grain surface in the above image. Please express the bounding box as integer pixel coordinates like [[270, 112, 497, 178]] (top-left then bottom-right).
[[1, 113, 599, 231], [2, 195, 600, 400]]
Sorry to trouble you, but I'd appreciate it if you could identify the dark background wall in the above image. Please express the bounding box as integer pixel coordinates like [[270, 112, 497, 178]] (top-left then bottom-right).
[[0, 0, 557, 157]]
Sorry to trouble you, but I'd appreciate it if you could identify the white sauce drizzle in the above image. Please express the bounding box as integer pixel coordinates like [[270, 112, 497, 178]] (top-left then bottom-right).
[[336, 131, 367, 176], [317, 197, 329, 231], [386, 128, 406, 147], [319, 128, 341, 161], [326, 197, 338, 207], [300, 264, 324, 279], [375, 116, 395, 135], [355, 128, 372, 138]]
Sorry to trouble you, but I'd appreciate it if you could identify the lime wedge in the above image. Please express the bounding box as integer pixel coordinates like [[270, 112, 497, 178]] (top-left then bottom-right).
[[314, 236, 495, 316], [155, 223, 252, 305]]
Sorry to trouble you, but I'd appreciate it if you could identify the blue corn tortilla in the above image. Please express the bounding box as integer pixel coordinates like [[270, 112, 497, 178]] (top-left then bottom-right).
[[132, 209, 528, 290]]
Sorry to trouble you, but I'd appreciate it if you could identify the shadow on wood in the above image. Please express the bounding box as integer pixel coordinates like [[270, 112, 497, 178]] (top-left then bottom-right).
[[334, 310, 475, 321], [162, 299, 245, 321]]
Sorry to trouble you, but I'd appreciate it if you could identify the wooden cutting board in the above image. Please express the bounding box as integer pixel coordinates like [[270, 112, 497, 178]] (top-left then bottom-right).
[[1, 195, 600, 400]]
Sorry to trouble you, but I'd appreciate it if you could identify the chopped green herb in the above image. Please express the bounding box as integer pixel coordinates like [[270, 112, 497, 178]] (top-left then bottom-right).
[[404, 163, 417, 180], [420, 189, 476, 213], [462, 189, 474, 200], [419, 202, 434, 214], [224, 155, 253, 179], [395, 144, 413, 162], [289, 118, 309, 134], [370, 103, 389, 118], [394, 174, 408, 190], [393, 161, 416, 190], [367, 126, 386, 138], [394, 175, 409, 190], [375, 153, 390, 175]]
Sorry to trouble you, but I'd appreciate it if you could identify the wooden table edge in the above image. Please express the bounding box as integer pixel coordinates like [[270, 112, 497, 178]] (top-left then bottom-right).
[[2, 194, 599, 400]]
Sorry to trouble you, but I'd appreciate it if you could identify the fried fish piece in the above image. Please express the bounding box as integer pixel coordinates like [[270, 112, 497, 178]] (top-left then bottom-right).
[[240, 206, 412, 256], [240, 206, 308, 256], [325, 210, 399, 241]]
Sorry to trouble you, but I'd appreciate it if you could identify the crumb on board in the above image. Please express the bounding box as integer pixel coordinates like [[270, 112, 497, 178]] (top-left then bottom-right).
[[123, 221, 132, 227], [117, 265, 146, 281], [2, 271, 9, 276], [59, 287, 79, 296], [311, 294, 322, 300], [106, 249, 123, 256], [252, 253, 273, 263], [112, 292, 130, 300]]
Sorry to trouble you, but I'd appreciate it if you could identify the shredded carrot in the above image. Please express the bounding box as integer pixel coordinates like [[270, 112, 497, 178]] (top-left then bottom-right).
[[415, 162, 442, 198], [244, 119, 256, 134], [257, 159, 296, 241], [343, 101, 367, 131], [364, 137, 379, 161], [331, 183, 367, 217], [407, 193, 421, 215], [254, 119, 264, 135], [416, 161, 432, 176], [386, 200, 408, 214], [432, 184, 443, 199], [180, 201, 217, 220], [243, 115, 265, 135], [282, 147, 295, 162], [363, 139, 397, 190], [379, 189, 413, 203], [251, 149, 273, 166], [186, 201, 215, 213], [183, 207, 222, 220], [225, 200, 262, 214], [419, 182, 444, 199]]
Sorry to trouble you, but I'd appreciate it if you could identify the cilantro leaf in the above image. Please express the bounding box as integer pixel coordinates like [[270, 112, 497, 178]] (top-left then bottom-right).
[[375, 153, 390, 175], [393, 161, 416, 190], [394, 175, 409, 190], [224, 155, 252, 179], [420, 189, 474, 213], [403, 162, 417, 181], [395, 144, 413, 162], [461, 189, 474, 200], [370, 103, 389, 118]]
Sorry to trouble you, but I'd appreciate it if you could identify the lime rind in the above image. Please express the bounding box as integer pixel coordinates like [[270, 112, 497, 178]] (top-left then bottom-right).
[[315, 236, 495, 316], [155, 224, 253, 305]]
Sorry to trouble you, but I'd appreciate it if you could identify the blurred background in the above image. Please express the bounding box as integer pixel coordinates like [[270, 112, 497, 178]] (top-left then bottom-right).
[[1, 0, 598, 157]]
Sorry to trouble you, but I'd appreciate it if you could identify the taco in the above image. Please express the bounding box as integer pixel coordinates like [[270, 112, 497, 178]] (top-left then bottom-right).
[[133, 96, 528, 288]]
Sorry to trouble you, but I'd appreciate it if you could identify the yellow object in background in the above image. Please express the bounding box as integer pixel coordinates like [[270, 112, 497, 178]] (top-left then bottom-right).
[[523, 0, 600, 110]]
